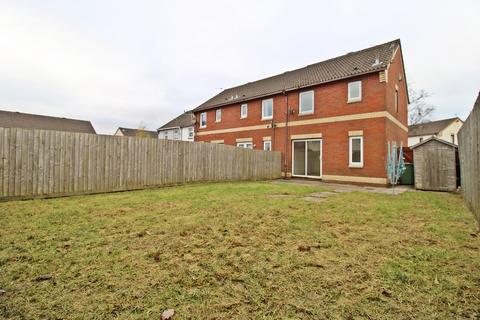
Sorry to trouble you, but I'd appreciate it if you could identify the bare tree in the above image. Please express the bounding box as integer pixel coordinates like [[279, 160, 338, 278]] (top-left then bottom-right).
[[408, 88, 436, 125], [135, 122, 148, 138]]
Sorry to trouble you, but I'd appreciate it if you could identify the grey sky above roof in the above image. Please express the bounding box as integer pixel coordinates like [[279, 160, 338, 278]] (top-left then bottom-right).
[[158, 112, 195, 130], [116, 127, 157, 138], [408, 117, 462, 137], [194, 40, 399, 112], [0, 1, 479, 134], [0, 109, 95, 133]]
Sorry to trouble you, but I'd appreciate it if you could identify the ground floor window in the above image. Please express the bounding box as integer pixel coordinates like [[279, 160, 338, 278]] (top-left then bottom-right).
[[349, 136, 363, 168], [237, 142, 253, 149], [292, 139, 322, 178], [263, 140, 272, 151]]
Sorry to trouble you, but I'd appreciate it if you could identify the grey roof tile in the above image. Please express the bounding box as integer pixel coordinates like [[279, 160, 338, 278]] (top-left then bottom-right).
[[193, 39, 400, 112], [0, 110, 96, 133]]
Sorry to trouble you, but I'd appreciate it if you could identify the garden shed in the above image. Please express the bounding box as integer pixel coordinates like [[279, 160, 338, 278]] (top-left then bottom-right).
[[411, 137, 458, 192]]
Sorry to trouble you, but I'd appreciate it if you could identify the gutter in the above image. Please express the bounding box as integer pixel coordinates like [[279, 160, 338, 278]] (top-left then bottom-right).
[[157, 126, 181, 132]]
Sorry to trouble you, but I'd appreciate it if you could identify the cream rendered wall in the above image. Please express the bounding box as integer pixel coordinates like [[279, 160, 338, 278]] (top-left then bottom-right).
[[408, 135, 432, 147], [437, 119, 463, 145], [181, 126, 194, 141], [159, 126, 194, 141]]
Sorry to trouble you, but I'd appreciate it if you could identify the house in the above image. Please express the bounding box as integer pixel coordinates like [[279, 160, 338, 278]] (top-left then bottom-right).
[[114, 127, 158, 138], [411, 137, 458, 192], [157, 112, 195, 141], [192, 39, 408, 185], [408, 117, 463, 146], [0, 109, 96, 133]]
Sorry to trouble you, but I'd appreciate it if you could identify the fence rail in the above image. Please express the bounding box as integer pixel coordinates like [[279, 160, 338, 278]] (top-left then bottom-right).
[[458, 93, 480, 227], [0, 128, 282, 200]]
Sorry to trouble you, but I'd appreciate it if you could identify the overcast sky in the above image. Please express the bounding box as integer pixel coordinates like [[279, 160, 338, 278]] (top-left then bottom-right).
[[1, 0, 479, 134]]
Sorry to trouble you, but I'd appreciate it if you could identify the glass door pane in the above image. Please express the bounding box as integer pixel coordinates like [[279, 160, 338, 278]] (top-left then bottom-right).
[[307, 140, 321, 177], [293, 141, 306, 176]]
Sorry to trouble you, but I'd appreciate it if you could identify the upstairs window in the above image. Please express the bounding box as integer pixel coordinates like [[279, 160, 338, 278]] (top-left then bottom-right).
[[262, 98, 273, 120], [215, 109, 221, 122], [240, 104, 248, 118], [349, 136, 363, 168], [348, 81, 362, 103], [200, 112, 207, 128], [299, 90, 314, 114], [395, 88, 399, 113]]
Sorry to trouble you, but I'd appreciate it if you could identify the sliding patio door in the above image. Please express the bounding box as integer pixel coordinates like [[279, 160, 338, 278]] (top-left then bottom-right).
[[292, 139, 322, 178]]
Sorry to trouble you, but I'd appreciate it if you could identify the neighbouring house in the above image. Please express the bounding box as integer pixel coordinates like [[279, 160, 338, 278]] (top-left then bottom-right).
[[411, 137, 458, 192], [114, 127, 158, 138], [408, 117, 463, 146], [192, 39, 408, 185], [157, 112, 195, 141], [0, 110, 96, 133]]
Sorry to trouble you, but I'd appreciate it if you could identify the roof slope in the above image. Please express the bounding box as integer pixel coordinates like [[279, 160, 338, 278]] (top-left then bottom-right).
[[194, 39, 401, 112], [408, 118, 461, 137], [116, 127, 158, 138], [158, 112, 195, 130], [0, 110, 96, 134], [410, 136, 458, 149]]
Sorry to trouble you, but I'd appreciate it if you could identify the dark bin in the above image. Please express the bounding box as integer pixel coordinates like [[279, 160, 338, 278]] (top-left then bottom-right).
[[400, 163, 414, 185]]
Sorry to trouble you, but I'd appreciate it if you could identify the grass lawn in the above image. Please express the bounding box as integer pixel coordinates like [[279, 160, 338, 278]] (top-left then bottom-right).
[[1, 181, 479, 319]]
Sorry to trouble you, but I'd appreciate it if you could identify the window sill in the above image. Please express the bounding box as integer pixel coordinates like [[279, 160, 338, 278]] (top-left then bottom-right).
[[240, 117, 247, 119], [299, 111, 314, 116], [349, 163, 364, 168], [261, 117, 273, 121], [199, 126, 207, 129], [214, 120, 221, 123], [347, 99, 362, 104]]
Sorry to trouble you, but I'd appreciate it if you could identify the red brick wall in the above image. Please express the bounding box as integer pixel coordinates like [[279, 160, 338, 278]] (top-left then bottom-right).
[[385, 47, 409, 128], [195, 72, 386, 129], [194, 68, 408, 184]]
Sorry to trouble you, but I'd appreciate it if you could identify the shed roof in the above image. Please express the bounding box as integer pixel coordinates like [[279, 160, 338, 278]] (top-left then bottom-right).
[[0, 109, 96, 134], [193, 39, 402, 112], [410, 136, 458, 150]]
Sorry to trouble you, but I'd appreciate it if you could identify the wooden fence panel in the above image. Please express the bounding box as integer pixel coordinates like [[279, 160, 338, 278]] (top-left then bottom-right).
[[0, 128, 282, 200], [458, 93, 480, 226]]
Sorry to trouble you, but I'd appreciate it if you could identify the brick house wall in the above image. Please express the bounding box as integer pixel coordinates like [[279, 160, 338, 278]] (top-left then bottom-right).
[[194, 44, 408, 185]]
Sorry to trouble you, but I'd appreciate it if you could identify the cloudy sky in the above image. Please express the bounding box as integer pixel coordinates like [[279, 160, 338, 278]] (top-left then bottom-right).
[[0, 0, 479, 134]]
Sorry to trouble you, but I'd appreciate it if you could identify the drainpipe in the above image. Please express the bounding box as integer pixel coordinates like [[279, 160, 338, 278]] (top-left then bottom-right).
[[284, 90, 290, 179]]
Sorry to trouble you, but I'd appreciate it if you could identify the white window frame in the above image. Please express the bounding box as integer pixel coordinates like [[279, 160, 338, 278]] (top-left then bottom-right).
[[291, 139, 323, 179], [263, 140, 272, 151], [299, 90, 314, 115], [200, 112, 207, 128], [348, 81, 362, 103], [240, 104, 248, 119], [262, 98, 273, 120], [237, 142, 253, 149], [349, 136, 364, 168], [215, 109, 221, 122], [188, 127, 194, 139]]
